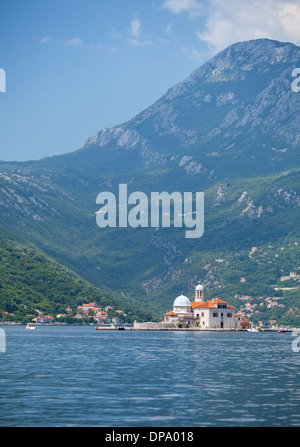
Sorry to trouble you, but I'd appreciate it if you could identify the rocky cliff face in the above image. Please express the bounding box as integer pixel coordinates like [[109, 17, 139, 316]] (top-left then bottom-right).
[[84, 39, 300, 180]]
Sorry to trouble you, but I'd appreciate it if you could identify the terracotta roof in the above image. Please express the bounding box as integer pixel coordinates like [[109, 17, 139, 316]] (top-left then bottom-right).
[[191, 299, 235, 309], [164, 311, 178, 316], [191, 301, 217, 309]]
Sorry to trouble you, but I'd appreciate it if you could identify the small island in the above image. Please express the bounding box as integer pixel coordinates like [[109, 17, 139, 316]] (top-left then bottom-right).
[[134, 284, 250, 331]]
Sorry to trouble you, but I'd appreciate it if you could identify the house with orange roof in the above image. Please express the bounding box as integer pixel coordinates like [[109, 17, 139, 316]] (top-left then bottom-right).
[[163, 284, 238, 329], [35, 315, 55, 324], [77, 302, 97, 311]]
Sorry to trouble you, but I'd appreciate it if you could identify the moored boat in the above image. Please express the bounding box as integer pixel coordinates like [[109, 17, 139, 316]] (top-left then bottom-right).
[[26, 322, 36, 330]]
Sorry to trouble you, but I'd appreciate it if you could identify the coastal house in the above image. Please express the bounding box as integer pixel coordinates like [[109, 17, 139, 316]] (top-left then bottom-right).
[[36, 315, 54, 324], [95, 315, 106, 321], [112, 317, 121, 325], [95, 310, 108, 323], [280, 271, 300, 281], [77, 302, 101, 311], [236, 316, 250, 329], [105, 305, 112, 311]]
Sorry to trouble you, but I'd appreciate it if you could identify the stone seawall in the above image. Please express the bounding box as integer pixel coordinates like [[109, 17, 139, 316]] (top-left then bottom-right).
[[134, 322, 176, 330], [133, 322, 239, 331]]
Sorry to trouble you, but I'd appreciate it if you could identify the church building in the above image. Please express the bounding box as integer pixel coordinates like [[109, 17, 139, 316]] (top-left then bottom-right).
[[164, 284, 237, 329]]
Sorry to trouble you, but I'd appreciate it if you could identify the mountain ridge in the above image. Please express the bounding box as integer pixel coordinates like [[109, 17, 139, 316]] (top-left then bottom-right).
[[83, 38, 300, 182]]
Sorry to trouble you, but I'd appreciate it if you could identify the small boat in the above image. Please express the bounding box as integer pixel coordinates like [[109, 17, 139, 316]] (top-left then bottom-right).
[[26, 322, 36, 330], [278, 327, 292, 333], [247, 328, 259, 332]]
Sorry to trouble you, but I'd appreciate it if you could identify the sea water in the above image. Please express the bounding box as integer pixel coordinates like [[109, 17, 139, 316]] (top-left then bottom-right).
[[0, 326, 299, 427]]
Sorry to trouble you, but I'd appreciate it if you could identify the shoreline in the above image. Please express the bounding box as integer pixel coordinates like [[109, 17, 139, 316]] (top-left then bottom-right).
[[98, 327, 293, 332], [0, 322, 296, 332]]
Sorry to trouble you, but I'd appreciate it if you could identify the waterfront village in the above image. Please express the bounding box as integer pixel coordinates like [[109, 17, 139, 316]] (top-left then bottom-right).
[[3, 281, 294, 331], [1, 279, 296, 330], [2, 247, 299, 330]]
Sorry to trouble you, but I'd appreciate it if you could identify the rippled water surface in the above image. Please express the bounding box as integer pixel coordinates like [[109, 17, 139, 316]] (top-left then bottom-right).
[[0, 326, 299, 426]]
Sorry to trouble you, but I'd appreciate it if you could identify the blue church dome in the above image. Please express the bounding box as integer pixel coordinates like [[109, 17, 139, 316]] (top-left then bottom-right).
[[173, 294, 191, 307]]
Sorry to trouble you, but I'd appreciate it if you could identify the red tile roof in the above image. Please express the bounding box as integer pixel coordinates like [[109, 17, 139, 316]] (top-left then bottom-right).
[[191, 299, 235, 309]]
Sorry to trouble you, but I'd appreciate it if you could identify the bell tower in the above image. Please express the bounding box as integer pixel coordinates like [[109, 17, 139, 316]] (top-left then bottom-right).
[[195, 284, 204, 302]]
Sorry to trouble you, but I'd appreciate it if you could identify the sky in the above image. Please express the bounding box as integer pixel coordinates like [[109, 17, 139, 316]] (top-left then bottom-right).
[[0, 0, 300, 161]]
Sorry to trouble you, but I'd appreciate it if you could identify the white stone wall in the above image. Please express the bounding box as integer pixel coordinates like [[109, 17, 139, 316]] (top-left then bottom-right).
[[193, 308, 235, 329], [173, 305, 192, 314], [208, 309, 235, 328], [193, 309, 210, 328]]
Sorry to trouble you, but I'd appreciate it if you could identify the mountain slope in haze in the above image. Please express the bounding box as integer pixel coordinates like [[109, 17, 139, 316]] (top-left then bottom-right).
[[0, 38, 299, 319]]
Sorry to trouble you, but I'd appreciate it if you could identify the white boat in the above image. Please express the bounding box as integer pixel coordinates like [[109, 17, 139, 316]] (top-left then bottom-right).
[[26, 322, 36, 330], [247, 327, 259, 332]]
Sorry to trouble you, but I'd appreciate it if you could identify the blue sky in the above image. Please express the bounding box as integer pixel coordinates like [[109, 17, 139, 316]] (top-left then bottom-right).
[[0, 0, 299, 161]]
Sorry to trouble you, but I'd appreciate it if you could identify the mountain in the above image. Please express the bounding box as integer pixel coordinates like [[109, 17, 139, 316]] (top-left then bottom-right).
[[84, 38, 300, 180], [0, 38, 299, 323]]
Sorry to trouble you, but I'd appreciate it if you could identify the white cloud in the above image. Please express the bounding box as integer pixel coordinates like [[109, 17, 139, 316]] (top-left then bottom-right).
[[65, 37, 84, 47], [166, 21, 173, 34], [197, 0, 300, 52], [40, 35, 53, 44], [163, 0, 300, 54], [40, 35, 84, 47], [130, 18, 142, 38], [181, 45, 203, 61], [163, 0, 203, 17], [128, 38, 154, 46], [127, 17, 154, 46]]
